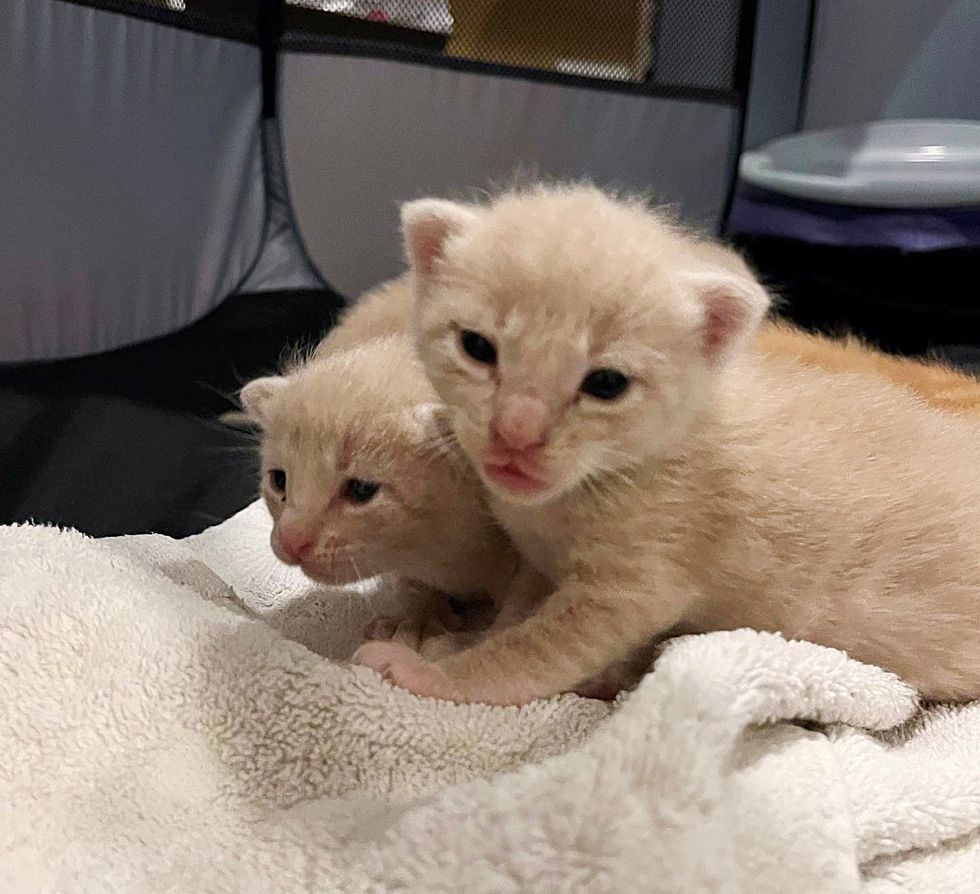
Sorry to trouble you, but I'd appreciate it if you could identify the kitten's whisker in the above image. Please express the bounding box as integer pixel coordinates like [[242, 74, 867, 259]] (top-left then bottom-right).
[[580, 457, 641, 504], [596, 446, 643, 468], [344, 549, 366, 585], [209, 444, 263, 456]]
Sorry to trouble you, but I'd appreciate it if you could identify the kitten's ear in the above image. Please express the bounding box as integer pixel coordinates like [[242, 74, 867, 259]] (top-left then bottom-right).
[[686, 271, 770, 365], [240, 376, 288, 427], [400, 199, 477, 279]]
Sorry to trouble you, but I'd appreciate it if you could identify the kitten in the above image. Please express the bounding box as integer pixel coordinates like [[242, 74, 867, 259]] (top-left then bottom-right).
[[353, 183, 980, 706], [314, 276, 416, 357], [241, 283, 560, 660], [240, 333, 528, 653], [756, 323, 980, 418]]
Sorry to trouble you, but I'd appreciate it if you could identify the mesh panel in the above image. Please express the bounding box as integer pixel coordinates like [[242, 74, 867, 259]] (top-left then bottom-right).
[[446, 0, 653, 84], [286, 0, 747, 95], [64, 0, 260, 42], [652, 0, 741, 92], [290, 1, 453, 35]]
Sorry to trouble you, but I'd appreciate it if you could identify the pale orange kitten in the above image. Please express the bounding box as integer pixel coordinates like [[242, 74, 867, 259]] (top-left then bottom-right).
[[240, 283, 556, 659], [240, 335, 521, 649], [353, 184, 980, 705]]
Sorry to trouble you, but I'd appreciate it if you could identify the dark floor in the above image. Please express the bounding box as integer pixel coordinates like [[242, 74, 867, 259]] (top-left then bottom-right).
[[0, 289, 345, 537], [3, 246, 979, 539]]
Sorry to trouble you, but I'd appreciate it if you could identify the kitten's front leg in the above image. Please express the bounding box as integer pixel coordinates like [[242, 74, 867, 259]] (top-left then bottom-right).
[[487, 560, 552, 631], [354, 576, 691, 706]]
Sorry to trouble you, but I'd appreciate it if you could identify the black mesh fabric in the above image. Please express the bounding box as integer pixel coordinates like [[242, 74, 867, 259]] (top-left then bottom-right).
[[651, 0, 741, 93], [61, 0, 261, 42], [286, 0, 749, 98], [289, 0, 453, 36]]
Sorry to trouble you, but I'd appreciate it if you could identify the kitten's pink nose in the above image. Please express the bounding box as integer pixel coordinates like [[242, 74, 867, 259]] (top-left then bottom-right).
[[491, 393, 550, 452], [277, 521, 315, 563]]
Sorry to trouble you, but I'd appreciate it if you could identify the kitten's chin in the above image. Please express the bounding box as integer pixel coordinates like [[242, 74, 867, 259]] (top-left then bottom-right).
[[299, 563, 363, 586]]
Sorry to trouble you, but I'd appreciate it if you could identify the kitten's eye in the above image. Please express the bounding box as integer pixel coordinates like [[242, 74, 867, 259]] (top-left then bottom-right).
[[268, 468, 287, 496], [344, 478, 381, 504], [459, 329, 497, 365], [580, 368, 630, 401]]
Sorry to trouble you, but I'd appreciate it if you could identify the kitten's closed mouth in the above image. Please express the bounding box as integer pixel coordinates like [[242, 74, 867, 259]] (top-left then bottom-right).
[[483, 459, 550, 495]]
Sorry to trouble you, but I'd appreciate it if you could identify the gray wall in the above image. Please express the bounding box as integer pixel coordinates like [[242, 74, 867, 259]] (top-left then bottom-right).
[[282, 54, 738, 299], [0, 0, 265, 362], [743, 0, 812, 149], [803, 0, 980, 130]]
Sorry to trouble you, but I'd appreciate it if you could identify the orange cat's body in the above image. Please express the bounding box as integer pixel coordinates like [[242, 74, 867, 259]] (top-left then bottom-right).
[[756, 324, 980, 418]]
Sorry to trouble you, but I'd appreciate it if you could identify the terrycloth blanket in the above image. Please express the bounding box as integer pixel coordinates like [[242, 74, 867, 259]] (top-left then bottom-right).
[[2, 502, 980, 893]]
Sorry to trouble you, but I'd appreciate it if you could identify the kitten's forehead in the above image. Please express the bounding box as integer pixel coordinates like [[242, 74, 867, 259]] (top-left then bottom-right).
[[458, 260, 674, 366], [271, 343, 431, 449], [445, 189, 691, 341], [499, 305, 588, 345], [267, 380, 419, 474]]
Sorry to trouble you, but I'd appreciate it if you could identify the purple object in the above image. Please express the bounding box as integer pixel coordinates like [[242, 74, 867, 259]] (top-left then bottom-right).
[[728, 184, 980, 252]]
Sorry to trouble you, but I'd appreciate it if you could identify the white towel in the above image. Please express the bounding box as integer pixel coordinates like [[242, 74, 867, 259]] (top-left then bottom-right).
[[2, 502, 979, 892]]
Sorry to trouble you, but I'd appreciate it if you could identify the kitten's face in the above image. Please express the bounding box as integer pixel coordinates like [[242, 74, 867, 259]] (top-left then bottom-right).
[[241, 350, 462, 585], [404, 187, 768, 506], [415, 270, 702, 506]]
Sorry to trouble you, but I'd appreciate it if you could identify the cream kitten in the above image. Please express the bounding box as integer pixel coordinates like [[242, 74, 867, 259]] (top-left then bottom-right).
[[353, 183, 980, 706], [313, 276, 416, 357], [241, 333, 527, 648], [241, 276, 563, 660]]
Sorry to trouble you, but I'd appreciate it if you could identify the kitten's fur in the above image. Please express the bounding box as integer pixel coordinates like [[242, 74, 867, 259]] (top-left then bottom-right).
[[313, 277, 416, 357], [240, 292, 547, 659], [353, 183, 980, 706], [756, 324, 980, 418]]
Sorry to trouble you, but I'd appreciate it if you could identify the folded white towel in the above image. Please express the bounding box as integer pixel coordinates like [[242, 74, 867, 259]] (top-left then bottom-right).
[[2, 502, 978, 892]]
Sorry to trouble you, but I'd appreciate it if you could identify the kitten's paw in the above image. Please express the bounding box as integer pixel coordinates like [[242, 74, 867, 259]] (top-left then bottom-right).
[[352, 641, 461, 701], [362, 616, 427, 650]]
